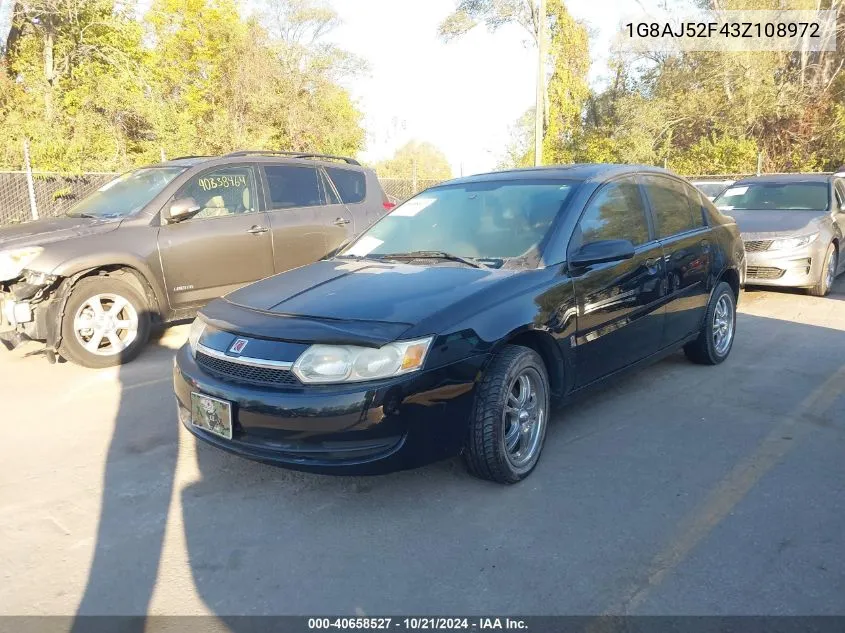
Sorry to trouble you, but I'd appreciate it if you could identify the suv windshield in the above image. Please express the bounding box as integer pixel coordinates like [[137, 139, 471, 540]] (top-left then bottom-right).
[[66, 167, 186, 219], [714, 182, 829, 211], [339, 180, 578, 267]]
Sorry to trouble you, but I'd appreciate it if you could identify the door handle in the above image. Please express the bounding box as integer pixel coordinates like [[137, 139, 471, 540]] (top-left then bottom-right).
[[247, 225, 268, 234], [333, 217, 351, 226]]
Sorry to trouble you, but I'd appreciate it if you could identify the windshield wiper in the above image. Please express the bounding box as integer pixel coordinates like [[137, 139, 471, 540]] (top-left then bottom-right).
[[380, 251, 483, 269]]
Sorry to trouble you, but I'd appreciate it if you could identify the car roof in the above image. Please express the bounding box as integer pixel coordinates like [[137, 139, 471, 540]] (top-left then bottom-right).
[[147, 153, 367, 171], [733, 174, 833, 185], [439, 163, 677, 186]]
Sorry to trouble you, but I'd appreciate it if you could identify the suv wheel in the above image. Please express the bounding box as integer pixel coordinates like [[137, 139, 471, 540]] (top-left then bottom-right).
[[464, 345, 550, 484], [59, 276, 151, 368], [684, 281, 736, 365]]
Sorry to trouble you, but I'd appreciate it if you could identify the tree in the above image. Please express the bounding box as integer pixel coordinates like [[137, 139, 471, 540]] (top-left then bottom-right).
[[375, 141, 453, 180], [0, 0, 365, 170], [439, 0, 549, 164], [494, 0, 589, 168]]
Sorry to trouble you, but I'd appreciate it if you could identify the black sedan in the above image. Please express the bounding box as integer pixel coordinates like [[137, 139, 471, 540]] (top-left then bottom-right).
[[174, 164, 745, 484]]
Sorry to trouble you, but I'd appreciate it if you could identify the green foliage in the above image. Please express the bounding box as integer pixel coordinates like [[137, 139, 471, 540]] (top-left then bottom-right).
[[668, 135, 759, 176], [497, 0, 845, 175], [375, 141, 453, 180], [0, 0, 365, 171]]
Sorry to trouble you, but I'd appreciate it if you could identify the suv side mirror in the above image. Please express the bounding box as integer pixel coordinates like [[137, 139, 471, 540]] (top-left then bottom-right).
[[167, 197, 201, 223], [570, 239, 635, 268]]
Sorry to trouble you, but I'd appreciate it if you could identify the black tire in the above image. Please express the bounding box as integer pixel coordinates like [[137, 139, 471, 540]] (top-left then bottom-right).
[[59, 275, 151, 368], [464, 345, 551, 484], [684, 281, 736, 365], [808, 243, 836, 297]]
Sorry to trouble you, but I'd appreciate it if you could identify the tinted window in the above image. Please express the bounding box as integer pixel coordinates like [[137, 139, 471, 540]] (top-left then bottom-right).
[[341, 180, 577, 264], [264, 165, 322, 208], [177, 166, 257, 219], [834, 180, 845, 207], [326, 167, 366, 204], [714, 182, 829, 211], [683, 183, 708, 228], [642, 176, 699, 238], [574, 179, 649, 248], [320, 170, 341, 205]]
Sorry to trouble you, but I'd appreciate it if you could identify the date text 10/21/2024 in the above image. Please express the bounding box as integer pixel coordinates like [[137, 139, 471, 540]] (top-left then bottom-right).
[[307, 618, 528, 630]]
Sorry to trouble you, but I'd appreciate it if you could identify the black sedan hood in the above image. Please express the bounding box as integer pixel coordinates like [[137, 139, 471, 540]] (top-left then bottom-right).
[[203, 259, 519, 347]]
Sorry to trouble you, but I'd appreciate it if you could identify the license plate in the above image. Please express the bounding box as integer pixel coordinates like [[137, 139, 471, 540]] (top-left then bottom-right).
[[191, 392, 233, 440]]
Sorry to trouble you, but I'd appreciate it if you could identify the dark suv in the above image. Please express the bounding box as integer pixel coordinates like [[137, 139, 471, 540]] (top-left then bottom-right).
[[0, 151, 391, 367]]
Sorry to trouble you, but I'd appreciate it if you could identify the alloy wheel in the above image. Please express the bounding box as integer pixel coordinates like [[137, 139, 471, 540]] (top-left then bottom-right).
[[73, 293, 139, 356], [712, 294, 734, 356], [503, 367, 547, 469]]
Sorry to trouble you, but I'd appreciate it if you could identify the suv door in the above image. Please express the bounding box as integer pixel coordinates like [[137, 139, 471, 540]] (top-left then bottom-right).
[[324, 165, 379, 229], [157, 164, 275, 311], [641, 175, 712, 347], [260, 163, 354, 273], [569, 176, 667, 386]]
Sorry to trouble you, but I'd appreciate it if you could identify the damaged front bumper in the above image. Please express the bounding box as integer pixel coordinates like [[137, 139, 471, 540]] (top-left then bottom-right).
[[0, 271, 61, 351]]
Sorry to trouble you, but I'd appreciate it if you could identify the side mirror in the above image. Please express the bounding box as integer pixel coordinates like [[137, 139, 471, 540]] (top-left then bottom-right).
[[167, 197, 201, 223], [570, 239, 636, 268]]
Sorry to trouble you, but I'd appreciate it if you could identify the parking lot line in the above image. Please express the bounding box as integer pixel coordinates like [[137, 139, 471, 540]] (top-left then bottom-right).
[[603, 361, 845, 616]]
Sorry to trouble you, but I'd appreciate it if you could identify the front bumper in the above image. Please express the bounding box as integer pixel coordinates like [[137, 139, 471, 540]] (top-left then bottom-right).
[[742, 241, 825, 288], [173, 345, 487, 475]]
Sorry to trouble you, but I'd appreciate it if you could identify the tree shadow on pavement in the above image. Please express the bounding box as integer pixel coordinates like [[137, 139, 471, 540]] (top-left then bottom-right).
[[177, 311, 845, 618], [69, 308, 845, 623]]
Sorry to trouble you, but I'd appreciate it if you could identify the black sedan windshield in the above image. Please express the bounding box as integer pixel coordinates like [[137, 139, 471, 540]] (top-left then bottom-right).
[[66, 167, 186, 219], [714, 182, 829, 211], [340, 180, 578, 265]]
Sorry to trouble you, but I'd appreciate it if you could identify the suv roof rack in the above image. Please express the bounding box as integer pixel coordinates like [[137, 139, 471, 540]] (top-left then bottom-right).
[[168, 155, 213, 161], [223, 150, 361, 166]]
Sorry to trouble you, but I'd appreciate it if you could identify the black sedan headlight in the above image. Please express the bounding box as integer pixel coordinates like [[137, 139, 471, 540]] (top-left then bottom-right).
[[292, 337, 434, 384]]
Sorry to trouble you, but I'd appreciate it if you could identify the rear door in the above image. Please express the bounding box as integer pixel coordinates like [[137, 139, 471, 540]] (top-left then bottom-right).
[[260, 163, 352, 274], [157, 164, 275, 310], [324, 165, 384, 230], [641, 175, 712, 347], [569, 176, 667, 386]]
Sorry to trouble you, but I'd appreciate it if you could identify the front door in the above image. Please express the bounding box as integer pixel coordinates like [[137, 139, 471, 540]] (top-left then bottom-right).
[[260, 163, 354, 273], [158, 165, 275, 310], [569, 176, 667, 387], [641, 175, 713, 347]]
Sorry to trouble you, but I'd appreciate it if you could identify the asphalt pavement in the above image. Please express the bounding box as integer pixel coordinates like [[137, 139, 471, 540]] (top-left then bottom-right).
[[1, 279, 843, 616]]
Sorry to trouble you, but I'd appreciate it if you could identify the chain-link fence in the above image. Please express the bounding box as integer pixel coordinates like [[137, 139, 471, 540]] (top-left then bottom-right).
[[0, 171, 118, 225], [377, 178, 445, 203]]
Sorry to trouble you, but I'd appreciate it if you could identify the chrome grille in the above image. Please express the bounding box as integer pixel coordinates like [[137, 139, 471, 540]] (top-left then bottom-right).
[[746, 266, 785, 280], [196, 351, 301, 387], [744, 240, 773, 253]]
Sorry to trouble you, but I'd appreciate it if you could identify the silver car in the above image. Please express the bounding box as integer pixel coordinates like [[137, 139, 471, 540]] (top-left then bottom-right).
[[713, 175, 845, 296]]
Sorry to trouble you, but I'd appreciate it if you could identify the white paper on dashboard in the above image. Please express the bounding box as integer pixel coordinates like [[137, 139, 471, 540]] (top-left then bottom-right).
[[721, 186, 748, 197], [345, 236, 384, 257], [391, 197, 436, 217]]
